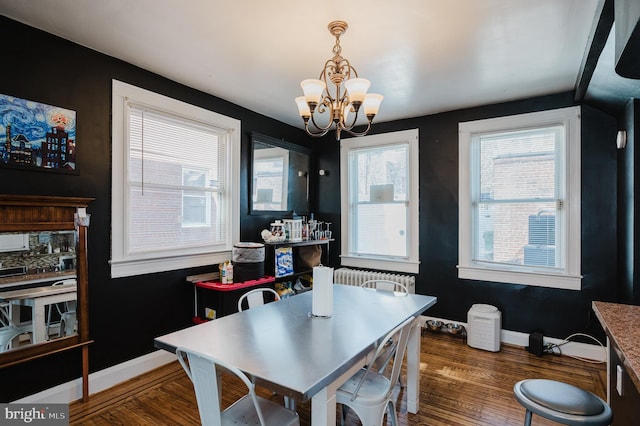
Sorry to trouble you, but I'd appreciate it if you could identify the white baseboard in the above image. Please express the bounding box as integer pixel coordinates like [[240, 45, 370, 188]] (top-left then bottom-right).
[[420, 314, 607, 363], [13, 350, 176, 404]]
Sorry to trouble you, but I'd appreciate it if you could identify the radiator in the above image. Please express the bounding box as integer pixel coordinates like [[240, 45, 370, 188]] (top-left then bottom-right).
[[333, 267, 415, 294]]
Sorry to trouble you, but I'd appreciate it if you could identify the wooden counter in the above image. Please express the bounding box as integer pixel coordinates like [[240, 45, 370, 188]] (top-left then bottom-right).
[[592, 301, 640, 392]]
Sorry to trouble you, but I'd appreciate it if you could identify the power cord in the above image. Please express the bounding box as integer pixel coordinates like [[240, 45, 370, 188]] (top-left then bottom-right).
[[542, 333, 606, 363]]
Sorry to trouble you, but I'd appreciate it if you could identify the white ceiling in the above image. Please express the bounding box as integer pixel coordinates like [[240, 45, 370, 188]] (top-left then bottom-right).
[[1, 0, 627, 129]]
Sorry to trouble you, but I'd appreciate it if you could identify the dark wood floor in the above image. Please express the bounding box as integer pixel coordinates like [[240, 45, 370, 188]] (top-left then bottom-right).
[[70, 330, 607, 425]]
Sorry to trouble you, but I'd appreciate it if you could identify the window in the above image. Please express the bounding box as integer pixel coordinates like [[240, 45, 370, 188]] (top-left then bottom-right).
[[340, 129, 419, 274], [458, 106, 581, 290], [111, 80, 240, 278]]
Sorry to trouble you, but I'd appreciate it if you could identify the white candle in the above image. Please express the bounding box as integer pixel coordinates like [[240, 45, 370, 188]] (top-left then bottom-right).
[[312, 266, 334, 317]]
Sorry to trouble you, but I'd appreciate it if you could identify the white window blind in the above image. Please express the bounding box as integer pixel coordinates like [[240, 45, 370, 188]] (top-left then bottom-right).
[[458, 106, 581, 290], [127, 105, 225, 252], [340, 129, 420, 274], [473, 127, 561, 270], [111, 80, 240, 278], [350, 144, 409, 257]]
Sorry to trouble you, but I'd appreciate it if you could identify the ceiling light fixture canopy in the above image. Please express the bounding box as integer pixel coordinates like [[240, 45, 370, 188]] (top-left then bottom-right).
[[295, 21, 383, 141]]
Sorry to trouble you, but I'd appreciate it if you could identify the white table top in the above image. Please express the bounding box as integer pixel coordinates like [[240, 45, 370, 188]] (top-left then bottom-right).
[[0, 282, 77, 301], [155, 283, 436, 401]]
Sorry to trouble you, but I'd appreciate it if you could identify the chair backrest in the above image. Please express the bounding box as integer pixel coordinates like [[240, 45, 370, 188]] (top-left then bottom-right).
[[53, 279, 77, 313], [360, 279, 408, 294], [237, 288, 281, 312], [350, 316, 415, 401], [177, 347, 266, 426]]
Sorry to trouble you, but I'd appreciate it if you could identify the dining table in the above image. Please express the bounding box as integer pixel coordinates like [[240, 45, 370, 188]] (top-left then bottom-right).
[[154, 283, 437, 425], [0, 282, 77, 343]]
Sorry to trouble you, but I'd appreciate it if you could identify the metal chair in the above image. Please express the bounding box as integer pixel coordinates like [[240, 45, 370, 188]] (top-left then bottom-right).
[[176, 347, 300, 426], [359, 279, 408, 295], [0, 301, 32, 352], [46, 279, 77, 339], [513, 379, 612, 426], [360, 279, 409, 384], [237, 287, 281, 312], [237, 287, 293, 408], [336, 316, 415, 426]]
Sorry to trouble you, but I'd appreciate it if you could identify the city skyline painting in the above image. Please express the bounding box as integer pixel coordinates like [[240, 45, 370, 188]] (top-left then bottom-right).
[[0, 93, 77, 172]]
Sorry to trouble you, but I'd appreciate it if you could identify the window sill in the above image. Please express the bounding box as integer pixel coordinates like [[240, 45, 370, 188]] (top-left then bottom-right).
[[340, 255, 419, 274], [457, 265, 582, 290], [111, 251, 230, 278]]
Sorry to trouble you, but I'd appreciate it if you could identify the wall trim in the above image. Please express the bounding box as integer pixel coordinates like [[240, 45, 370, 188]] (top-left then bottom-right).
[[13, 350, 176, 404], [420, 315, 607, 362]]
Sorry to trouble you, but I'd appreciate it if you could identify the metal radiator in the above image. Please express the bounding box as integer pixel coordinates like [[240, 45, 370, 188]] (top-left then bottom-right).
[[333, 267, 415, 293]]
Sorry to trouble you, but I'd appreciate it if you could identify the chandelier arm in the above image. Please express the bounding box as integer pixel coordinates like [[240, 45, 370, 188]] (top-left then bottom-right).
[[304, 122, 331, 138], [341, 106, 360, 130], [343, 120, 372, 137], [309, 101, 335, 133]]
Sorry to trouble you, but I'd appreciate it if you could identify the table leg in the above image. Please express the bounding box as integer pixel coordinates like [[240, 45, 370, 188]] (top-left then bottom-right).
[[82, 345, 89, 402], [311, 356, 366, 426], [33, 300, 47, 343], [406, 319, 421, 413]]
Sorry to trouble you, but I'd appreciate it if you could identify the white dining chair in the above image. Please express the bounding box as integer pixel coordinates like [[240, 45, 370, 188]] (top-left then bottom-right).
[[45, 279, 77, 339], [359, 279, 409, 384], [0, 301, 31, 352], [237, 287, 281, 312], [236, 287, 294, 409], [176, 347, 300, 426], [336, 316, 415, 426], [359, 279, 409, 295]]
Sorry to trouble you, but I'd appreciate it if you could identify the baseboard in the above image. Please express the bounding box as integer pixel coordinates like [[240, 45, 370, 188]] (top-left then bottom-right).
[[13, 350, 176, 404], [15, 316, 606, 404], [419, 315, 607, 362]]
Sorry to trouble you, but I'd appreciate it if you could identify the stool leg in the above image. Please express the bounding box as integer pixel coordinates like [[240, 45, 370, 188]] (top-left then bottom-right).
[[524, 409, 532, 426]]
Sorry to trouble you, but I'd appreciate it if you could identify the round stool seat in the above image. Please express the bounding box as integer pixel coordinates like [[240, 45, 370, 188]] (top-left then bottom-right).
[[514, 379, 612, 426]]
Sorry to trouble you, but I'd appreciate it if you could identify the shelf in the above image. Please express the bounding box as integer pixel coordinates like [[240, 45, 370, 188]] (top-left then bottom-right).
[[263, 239, 334, 248], [275, 270, 314, 280], [195, 276, 275, 291]]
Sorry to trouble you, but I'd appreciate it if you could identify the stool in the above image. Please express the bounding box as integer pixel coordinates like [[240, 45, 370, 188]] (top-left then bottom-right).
[[513, 379, 612, 425]]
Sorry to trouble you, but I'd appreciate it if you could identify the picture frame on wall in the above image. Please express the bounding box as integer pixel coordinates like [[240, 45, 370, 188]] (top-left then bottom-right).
[[0, 93, 77, 174]]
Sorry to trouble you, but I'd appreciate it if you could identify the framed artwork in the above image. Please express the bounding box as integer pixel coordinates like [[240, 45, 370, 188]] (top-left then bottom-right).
[[0, 93, 77, 173]]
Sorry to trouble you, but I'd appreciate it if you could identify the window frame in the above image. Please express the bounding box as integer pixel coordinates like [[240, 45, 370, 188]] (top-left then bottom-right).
[[111, 80, 240, 278], [340, 129, 420, 274], [458, 106, 581, 290]]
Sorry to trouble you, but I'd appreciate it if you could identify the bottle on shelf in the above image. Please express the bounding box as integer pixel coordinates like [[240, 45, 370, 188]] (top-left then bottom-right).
[[226, 261, 234, 284]]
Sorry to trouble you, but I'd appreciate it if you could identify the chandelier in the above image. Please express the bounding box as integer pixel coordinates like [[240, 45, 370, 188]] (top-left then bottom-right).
[[295, 21, 383, 141]]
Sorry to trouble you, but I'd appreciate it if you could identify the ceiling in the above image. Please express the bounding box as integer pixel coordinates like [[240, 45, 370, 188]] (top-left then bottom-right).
[[0, 0, 637, 128]]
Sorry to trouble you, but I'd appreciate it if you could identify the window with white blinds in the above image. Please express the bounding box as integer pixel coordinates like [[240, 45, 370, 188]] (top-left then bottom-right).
[[111, 80, 240, 278], [458, 106, 581, 290], [340, 129, 420, 274]]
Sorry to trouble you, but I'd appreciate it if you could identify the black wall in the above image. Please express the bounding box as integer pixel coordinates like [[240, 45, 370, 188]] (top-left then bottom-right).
[[0, 16, 314, 401], [0, 15, 624, 402], [319, 96, 619, 340], [619, 99, 640, 304]]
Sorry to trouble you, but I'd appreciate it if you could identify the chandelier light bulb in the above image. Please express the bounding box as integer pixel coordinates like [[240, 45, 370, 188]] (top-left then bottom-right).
[[344, 78, 370, 105], [363, 93, 383, 117]]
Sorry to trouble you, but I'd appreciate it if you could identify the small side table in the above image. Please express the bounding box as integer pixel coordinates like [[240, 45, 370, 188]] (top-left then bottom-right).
[[187, 275, 275, 322]]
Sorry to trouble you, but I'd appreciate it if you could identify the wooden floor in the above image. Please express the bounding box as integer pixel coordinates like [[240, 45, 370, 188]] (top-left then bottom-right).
[[70, 331, 607, 425]]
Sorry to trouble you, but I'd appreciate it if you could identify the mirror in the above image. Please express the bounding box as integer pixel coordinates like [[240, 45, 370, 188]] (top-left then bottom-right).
[[0, 231, 78, 354], [0, 195, 91, 375], [250, 132, 311, 215]]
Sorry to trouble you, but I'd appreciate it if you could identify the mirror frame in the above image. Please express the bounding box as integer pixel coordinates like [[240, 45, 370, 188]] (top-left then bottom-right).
[[0, 195, 93, 370], [249, 132, 312, 216]]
